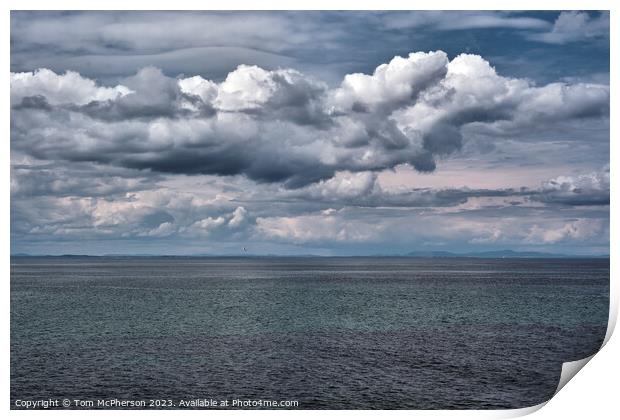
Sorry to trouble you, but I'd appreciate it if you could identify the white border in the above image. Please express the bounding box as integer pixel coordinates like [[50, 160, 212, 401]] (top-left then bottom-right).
[[3, 1, 617, 419]]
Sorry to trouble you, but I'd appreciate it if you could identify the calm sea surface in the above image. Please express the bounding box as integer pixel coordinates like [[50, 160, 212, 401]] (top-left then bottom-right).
[[10, 257, 609, 409]]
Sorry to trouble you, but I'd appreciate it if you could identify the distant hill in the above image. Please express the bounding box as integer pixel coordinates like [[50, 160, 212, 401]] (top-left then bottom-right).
[[406, 250, 608, 258]]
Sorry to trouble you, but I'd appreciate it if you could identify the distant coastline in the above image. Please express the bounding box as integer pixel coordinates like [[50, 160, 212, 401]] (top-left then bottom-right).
[[10, 250, 610, 259]]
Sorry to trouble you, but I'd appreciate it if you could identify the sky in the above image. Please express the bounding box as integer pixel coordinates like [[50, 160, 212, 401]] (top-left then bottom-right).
[[10, 11, 610, 256]]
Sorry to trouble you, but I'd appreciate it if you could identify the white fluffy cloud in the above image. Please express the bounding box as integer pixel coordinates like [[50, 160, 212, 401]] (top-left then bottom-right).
[[188, 206, 253, 238], [329, 51, 448, 112], [394, 53, 609, 141], [214, 65, 278, 111], [178, 75, 218, 104], [10, 68, 132, 105]]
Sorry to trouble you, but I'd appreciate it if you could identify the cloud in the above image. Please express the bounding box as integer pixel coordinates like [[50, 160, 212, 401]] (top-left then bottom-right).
[[253, 203, 608, 250], [277, 170, 526, 209], [529, 11, 609, 44], [10, 180, 249, 241], [256, 209, 384, 243], [535, 166, 609, 206], [228, 206, 249, 228], [525, 219, 604, 244], [9, 12, 610, 256], [329, 51, 449, 113], [380, 11, 551, 31], [213, 65, 331, 126], [393, 53, 609, 142], [272, 165, 610, 212], [10, 160, 158, 198], [9, 51, 610, 255], [10, 11, 330, 81], [10, 68, 131, 106], [10, 160, 609, 254], [187, 206, 254, 240], [10, 52, 609, 192], [178, 75, 218, 104]]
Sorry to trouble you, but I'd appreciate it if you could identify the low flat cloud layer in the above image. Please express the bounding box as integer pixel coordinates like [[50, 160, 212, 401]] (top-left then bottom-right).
[[10, 11, 610, 256]]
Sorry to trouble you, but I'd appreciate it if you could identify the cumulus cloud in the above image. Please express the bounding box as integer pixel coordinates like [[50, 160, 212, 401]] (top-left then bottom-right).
[[10, 68, 132, 106], [10, 51, 610, 191], [228, 206, 249, 228], [178, 75, 218, 105], [394, 54, 609, 142], [536, 166, 609, 206], [329, 51, 448, 113], [213, 65, 331, 126], [190, 206, 252, 236]]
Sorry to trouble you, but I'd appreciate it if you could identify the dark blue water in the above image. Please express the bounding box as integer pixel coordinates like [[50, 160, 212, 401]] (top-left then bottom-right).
[[10, 257, 609, 409]]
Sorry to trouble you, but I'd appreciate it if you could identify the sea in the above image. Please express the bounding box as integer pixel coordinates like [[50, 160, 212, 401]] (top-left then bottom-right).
[[10, 257, 609, 409]]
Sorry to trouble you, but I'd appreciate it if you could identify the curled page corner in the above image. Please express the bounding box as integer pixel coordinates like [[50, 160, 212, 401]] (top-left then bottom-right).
[[495, 319, 614, 419], [539, 305, 616, 410], [493, 401, 548, 419], [602, 301, 617, 348], [492, 355, 596, 419], [554, 355, 595, 396], [549, 309, 617, 398]]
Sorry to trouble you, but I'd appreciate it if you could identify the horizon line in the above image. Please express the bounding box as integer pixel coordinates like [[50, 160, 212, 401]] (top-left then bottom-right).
[[10, 252, 610, 259]]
